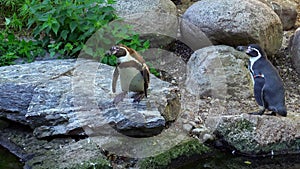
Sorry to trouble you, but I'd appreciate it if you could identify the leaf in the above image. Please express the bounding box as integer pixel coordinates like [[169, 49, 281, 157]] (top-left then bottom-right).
[[143, 40, 150, 49], [41, 22, 49, 31], [60, 30, 69, 40], [27, 18, 35, 29], [101, 56, 108, 64], [5, 18, 11, 26], [244, 161, 252, 165], [50, 51, 56, 57], [107, 0, 116, 4], [70, 21, 77, 33], [52, 22, 60, 35]]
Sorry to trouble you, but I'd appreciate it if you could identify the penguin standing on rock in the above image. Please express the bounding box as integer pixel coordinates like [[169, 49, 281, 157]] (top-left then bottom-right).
[[236, 44, 287, 117], [106, 44, 150, 104]]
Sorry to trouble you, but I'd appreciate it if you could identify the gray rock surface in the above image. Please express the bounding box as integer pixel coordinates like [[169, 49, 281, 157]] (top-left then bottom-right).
[[112, 0, 176, 16], [0, 125, 111, 169], [185, 45, 251, 100], [182, 0, 283, 55], [209, 114, 300, 155], [0, 59, 180, 138], [111, 0, 178, 48], [260, 0, 298, 30], [289, 27, 300, 75]]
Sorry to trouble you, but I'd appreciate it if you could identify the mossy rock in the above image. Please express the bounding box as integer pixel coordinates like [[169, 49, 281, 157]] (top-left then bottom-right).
[[138, 138, 211, 169], [70, 157, 112, 169]]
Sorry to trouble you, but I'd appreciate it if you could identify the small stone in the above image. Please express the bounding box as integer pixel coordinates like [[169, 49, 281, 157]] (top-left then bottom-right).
[[183, 123, 193, 132], [203, 133, 214, 141], [189, 121, 197, 127]]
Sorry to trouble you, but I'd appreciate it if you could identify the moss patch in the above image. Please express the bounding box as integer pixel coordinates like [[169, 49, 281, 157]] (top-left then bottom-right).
[[138, 138, 210, 169]]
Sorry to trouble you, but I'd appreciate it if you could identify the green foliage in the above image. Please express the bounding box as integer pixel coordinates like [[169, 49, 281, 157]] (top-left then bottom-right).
[[0, 0, 24, 17], [4, 13, 23, 31], [0, 0, 31, 32], [0, 0, 153, 75], [82, 21, 150, 66], [0, 30, 44, 66], [26, 0, 117, 57]]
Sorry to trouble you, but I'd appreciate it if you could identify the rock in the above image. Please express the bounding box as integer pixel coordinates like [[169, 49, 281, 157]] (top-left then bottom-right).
[[183, 123, 193, 132], [0, 59, 180, 138], [182, 0, 283, 55], [138, 138, 211, 168], [112, 0, 176, 16], [259, 0, 298, 30], [289, 27, 300, 75], [111, 0, 178, 48], [185, 45, 251, 100], [1, 125, 111, 169], [210, 114, 300, 155]]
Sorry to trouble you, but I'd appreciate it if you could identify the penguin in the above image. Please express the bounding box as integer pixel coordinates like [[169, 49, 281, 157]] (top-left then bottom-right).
[[106, 44, 150, 104], [236, 44, 287, 117]]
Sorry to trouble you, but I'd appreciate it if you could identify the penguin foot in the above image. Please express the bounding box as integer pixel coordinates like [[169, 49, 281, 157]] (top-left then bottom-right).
[[113, 92, 128, 104], [248, 112, 264, 115], [249, 106, 265, 115], [265, 112, 277, 116], [269, 111, 287, 117], [132, 92, 145, 103]]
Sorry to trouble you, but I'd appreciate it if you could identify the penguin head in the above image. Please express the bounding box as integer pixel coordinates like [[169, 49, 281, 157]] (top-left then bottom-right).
[[245, 44, 265, 58], [106, 45, 127, 58]]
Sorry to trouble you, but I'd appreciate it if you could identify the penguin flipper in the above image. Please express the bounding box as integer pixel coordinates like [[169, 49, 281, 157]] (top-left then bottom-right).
[[253, 77, 265, 107], [141, 64, 150, 98], [112, 67, 119, 93], [249, 76, 266, 115]]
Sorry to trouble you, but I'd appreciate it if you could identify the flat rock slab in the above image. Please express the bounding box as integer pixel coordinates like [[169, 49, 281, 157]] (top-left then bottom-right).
[[0, 59, 180, 138]]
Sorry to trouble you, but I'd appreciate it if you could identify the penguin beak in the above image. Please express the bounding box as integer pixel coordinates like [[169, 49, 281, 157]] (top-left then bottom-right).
[[236, 46, 247, 52], [246, 48, 251, 54], [105, 46, 118, 56]]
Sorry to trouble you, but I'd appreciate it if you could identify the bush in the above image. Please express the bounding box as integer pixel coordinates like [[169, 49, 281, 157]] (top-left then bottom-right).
[[26, 0, 117, 57], [0, 0, 152, 70], [0, 30, 44, 66]]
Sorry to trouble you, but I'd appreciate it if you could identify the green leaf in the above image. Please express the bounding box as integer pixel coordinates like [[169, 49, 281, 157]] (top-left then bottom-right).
[[70, 21, 77, 33], [50, 51, 56, 57], [5, 18, 11, 26], [27, 18, 35, 29], [52, 22, 60, 35], [101, 56, 108, 64], [41, 22, 49, 31], [61, 30, 69, 40]]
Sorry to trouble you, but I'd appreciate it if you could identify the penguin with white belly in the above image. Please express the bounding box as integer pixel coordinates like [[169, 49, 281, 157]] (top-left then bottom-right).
[[106, 44, 150, 104], [236, 44, 287, 117]]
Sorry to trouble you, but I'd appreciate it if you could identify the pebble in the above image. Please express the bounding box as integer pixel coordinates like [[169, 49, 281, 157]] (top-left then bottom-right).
[[203, 133, 214, 141], [183, 123, 193, 132]]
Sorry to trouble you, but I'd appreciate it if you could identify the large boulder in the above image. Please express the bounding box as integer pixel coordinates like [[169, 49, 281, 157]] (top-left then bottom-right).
[[181, 0, 283, 55], [111, 0, 178, 48], [185, 45, 251, 100], [209, 114, 300, 155], [260, 0, 298, 30], [0, 59, 180, 138], [289, 27, 300, 75], [112, 0, 176, 16]]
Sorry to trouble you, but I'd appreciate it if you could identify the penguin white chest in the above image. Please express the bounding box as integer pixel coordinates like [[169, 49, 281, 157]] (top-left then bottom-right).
[[249, 56, 261, 85], [118, 67, 144, 92]]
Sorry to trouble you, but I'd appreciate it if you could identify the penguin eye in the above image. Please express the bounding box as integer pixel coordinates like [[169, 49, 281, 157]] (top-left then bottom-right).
[[111, 46, 119, 51]]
